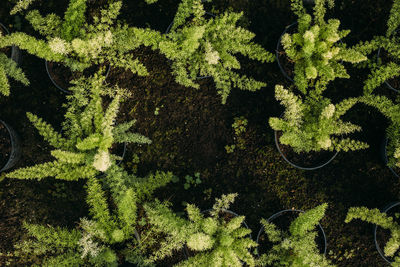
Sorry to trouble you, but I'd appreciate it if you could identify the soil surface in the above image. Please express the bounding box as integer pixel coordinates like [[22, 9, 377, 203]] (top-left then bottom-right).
[[0, 0, 399, 266], [0, 122, 11, 169]]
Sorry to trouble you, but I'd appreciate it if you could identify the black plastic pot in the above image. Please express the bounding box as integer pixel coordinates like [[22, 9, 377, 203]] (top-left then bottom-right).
[[45, 61, 111, 93], [183, 209, 251, 259], [165, 6, 215, 80], [373, 201, 400, 265], [274, 130, 338, 170], [256, 209, 327, 256], [0, 22, 21, 64], [0, 120, 21, 172], [382, 137, 399, 178], [276, 22, 297, 83], [377, 48, 400, 93]]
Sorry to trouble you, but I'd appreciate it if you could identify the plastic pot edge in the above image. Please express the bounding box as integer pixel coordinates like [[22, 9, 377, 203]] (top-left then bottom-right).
[[45, 60, 111, 94], [373, 201, 400, 264], [0, 120, 21, 173], [0, 22, 22, 65], [274, 130, 339, 170], [382, 137, 399, 178], [377, 47, 400, 94]]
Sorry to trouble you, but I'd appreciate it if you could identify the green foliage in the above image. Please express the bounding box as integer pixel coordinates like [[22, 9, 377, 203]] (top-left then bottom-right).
[[355, 0, 400, 94], [144, 193, 257, 266], [231, 116, 248, 136], [6, 73, 151, 181], [12, 162, 174, 266], [269, 85, 368, 153], [0, 52, 29, 96], [9, 0, 38, 15], [2, 0, 163, 75], [0, 31, 64, 63], [184, 172, 202, 190], [60, 0, 87, 41], [282, 0, 366, 94], [0, 26, 29, 96], [258, 204, 335, 267], [13, 222, 84, 267], [361, 94, 400, 168], [159, 0, 274, 104], [360, 35, 400, 94], [345, 206, 400, 265], [225, 116, 248, 153], [387, 0, 400, 38]]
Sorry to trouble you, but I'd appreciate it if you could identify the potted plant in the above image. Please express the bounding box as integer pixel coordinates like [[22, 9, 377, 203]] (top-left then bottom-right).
[[11, 163, 175, 266], [143, 193, 257, 266], [6, 73, 151, 181], [256, 203, 334, 266], [345, 203, 400, 265], [355, 0, 400, 94], [0, 0, 162, 92], [158, 0, 275, 104], [277, 0, 366, 94], [0, 22, 27, 96], [0, 120, 21, 172], [269, 84, 368, 170]]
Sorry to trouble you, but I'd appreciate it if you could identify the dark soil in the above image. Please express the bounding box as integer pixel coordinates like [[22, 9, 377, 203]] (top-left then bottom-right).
[[257, 209, 326, 256], [275, 131, 337, 169], [0, 122, 11, 169], [0, 0, 398, 266]]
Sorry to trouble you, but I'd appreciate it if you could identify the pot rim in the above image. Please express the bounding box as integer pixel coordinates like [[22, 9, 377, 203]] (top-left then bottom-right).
[[376, 47, 400, 93], [276, 22, 297, 83], [274, 130, 339, 170], [382, 137, 399, 178], [373, 201, 400, 264], [0, 120, 21, 172], [0, 22, 21, 64], [45, 60, 111, 94]]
